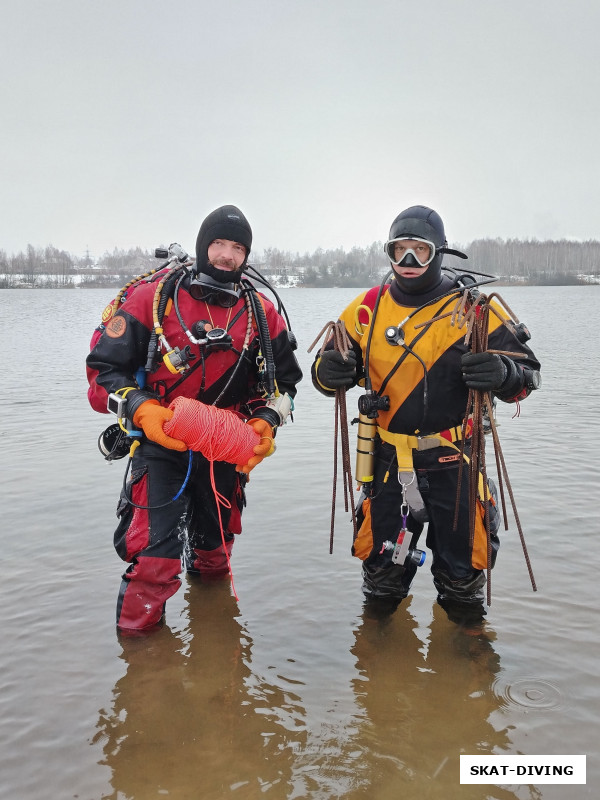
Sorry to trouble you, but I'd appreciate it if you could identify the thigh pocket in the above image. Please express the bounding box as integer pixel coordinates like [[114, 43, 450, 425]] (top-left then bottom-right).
[[228, 474, 246, 535], [352, 497, 373, 561], [114, 467, 149, 561]]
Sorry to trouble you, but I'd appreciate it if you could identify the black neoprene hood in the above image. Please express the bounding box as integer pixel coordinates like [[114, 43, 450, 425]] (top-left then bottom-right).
[[388, 205, 447, 248], [387, 205, 447, 294]]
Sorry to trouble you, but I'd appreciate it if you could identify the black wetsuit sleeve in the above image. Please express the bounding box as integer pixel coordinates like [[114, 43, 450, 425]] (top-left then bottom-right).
[[245, 311, 303, 423], [271, 328, 303, 398], [86, 310, 155, 397]]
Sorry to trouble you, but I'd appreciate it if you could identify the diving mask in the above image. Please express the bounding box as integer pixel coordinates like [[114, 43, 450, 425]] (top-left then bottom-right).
[[384, 237, 437, 267]]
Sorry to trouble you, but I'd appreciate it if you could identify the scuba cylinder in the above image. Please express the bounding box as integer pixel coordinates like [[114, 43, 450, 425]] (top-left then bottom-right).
[[355, 413, 377, 485], [352, 273, 392, 490], [355, 391, 390, 488]]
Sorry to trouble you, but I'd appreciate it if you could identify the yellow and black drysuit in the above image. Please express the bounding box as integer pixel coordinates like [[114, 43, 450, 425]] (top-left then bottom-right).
[[312, 277, 541, 623]]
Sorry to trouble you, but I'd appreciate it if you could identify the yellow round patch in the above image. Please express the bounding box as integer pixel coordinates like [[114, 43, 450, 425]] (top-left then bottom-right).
[[101, 303, 114, 324]]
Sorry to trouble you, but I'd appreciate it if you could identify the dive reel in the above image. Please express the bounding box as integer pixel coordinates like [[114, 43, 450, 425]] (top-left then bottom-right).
[[98, 423, 132, 461], [98, 391, 140, 461]]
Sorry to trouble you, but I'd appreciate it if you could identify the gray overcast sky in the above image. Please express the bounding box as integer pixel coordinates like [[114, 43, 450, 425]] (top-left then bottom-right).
[[2, 0, 599, 259]]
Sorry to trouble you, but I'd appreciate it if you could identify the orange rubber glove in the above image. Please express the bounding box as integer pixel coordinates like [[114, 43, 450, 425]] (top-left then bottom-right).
[[133, 399, 187, 451], [236, 418, 276, 474]]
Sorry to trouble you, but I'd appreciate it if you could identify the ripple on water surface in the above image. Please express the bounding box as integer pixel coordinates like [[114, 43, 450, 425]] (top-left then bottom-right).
[[492, 676, 566, 712]]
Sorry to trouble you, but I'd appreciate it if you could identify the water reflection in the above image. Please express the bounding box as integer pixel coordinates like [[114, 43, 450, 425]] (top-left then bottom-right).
[[346, 603, 542, 800], [95, 580, 306, 800], [94, 586, 547, 800]]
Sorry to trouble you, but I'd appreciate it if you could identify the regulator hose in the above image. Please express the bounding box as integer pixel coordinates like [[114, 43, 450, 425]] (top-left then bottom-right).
[[243, 281, 276, 396], [145, 267, 183, 372]]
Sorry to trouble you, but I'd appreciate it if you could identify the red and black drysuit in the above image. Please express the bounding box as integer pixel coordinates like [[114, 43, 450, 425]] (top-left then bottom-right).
[[87, 274, 302, 630], [312, 277, 540, 623]]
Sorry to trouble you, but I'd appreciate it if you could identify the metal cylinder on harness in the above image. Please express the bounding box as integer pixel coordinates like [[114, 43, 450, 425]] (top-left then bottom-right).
[[355, 412, 377, 485], [355, 391, 389, 486]]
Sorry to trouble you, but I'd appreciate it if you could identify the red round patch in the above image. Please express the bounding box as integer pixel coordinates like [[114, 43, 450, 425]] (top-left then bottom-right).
[[106, 315, 127, 338]]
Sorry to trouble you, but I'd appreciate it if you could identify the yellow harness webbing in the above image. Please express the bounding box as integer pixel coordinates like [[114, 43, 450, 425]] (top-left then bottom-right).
[[376, 425, 486, 500]]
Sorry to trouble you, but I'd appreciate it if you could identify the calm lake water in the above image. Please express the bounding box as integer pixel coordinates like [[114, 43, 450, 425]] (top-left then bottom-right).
[[0, 285, 598, 800]]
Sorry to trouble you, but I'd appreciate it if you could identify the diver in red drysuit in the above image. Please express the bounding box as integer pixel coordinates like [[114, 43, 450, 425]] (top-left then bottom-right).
[[87, 206, 302, 631]]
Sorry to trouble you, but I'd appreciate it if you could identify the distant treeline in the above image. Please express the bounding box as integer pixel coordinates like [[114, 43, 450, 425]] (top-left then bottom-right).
[[1, 238, 599, 288]]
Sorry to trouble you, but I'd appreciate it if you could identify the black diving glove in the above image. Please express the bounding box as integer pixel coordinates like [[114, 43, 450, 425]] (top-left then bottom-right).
[[461, 351, 509, 391], [315, 349, 357, 390]]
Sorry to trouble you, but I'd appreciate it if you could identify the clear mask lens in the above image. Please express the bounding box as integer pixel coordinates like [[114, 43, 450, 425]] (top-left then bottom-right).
[[385, 237, 436, 266]]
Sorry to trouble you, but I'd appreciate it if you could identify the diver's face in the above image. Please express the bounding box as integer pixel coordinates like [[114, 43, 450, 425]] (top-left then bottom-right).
[[207, 239, 247, 272]]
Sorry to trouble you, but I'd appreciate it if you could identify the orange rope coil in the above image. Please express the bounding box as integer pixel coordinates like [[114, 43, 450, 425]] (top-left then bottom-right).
[[163, 397, 259, 464]]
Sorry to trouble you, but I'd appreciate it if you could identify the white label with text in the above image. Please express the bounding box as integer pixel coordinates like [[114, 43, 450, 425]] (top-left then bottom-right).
[[460, 755, 586, 784]]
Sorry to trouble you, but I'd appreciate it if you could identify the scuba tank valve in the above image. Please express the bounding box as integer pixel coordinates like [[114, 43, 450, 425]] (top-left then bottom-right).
[[358, 392, 390, 418], [154, 243, 191, 263]]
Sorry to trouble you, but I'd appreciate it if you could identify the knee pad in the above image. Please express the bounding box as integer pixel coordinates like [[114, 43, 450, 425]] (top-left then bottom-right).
[[433, 569, 486, 601], [433, 569, 487, 625], [361, 562, 416, 600]]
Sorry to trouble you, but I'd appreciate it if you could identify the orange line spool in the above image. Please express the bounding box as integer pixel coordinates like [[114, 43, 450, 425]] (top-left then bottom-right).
[[163, 397, 259, 464]]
